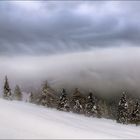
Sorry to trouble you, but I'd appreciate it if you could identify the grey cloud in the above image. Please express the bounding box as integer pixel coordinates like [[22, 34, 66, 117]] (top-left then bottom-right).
[[0, 1, 140, 55]]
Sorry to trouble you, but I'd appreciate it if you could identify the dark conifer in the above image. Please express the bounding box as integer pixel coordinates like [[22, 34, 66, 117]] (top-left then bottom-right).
[[85, 92, 101, 118], [57, 88, 70, 112], [71, 88, 85, 114], [117, 92, 129, 124], [3, 76, 12, 100], [130, 100, 140, 125]]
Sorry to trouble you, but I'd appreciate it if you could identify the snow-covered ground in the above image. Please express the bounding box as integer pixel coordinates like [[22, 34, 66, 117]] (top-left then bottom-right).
[[0, 99, 139, 139]]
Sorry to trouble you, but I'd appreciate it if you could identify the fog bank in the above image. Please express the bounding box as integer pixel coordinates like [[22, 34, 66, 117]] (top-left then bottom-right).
[[0, 47, 140, 97]]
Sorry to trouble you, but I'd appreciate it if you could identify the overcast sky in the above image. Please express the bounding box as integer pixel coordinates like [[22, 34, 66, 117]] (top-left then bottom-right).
[[0, 1, 140, 56]]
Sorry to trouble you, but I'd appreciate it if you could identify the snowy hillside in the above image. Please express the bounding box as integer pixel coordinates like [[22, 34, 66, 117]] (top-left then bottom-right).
[[0, 99, 140, 139]]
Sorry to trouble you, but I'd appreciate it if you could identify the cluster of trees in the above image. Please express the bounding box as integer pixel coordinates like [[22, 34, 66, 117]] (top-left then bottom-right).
[[2, 76, 140, 126], [3, 76, 22, 101], [117, 92, 140, 125], [3, 76, 32, 102], [37, 83, 101, 118]]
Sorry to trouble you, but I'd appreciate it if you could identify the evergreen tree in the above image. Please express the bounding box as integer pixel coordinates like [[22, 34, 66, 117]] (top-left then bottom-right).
[[57, 88, 70, 112], [99, 99, 109, 119], [130, 100, 140, 125], [39, 81, 57, 107], [73, 99, 83, 113], [85, 92, 101, 118], [39, 82, 48, 106], [117, 92, 129, 124], [71, 88, 85, 114], [3, 76, 12, 100], [14, 85, 22, 101], [29, 92, 34, 103]]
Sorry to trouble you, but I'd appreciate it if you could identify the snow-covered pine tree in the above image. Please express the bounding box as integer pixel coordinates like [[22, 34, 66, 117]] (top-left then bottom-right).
[[73, 99, 83, 113], [3, 76, 12, 100], [130, 100, 140, 126], [57, 88, 70, 112], [39, 81, 57, 108], [14, 85, 22, 101], [85, 92, 101, 118], [117, 92, 129, 124], [71, 88, 85, 114], [85, 92, 94, 116]]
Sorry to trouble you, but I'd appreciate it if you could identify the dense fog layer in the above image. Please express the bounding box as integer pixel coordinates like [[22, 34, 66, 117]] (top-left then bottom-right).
[[0, 47, 140, 97]]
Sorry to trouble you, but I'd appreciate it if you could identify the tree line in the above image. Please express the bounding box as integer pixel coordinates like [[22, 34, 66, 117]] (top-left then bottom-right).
[[2, 76, 140, 126]]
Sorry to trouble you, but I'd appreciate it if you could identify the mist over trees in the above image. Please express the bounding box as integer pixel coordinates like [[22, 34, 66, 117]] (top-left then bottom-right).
[[2, 47, 140, 100], [1, 76, 140, 126], [14, 85, 22, 101]]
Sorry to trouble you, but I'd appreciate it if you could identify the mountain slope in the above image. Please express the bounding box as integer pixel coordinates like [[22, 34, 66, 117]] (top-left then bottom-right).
[[0, 99, 139, 139]]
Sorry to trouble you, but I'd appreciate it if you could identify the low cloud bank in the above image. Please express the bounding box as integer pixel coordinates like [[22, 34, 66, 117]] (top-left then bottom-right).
[[0, 47, 140, 97]]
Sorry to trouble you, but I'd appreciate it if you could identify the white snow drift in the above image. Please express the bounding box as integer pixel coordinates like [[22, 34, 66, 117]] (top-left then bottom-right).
[[0, 98, 139, 139]]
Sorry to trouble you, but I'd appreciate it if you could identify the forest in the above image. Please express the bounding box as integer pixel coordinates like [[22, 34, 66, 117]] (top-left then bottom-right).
[[2, 75, 140, 126]]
